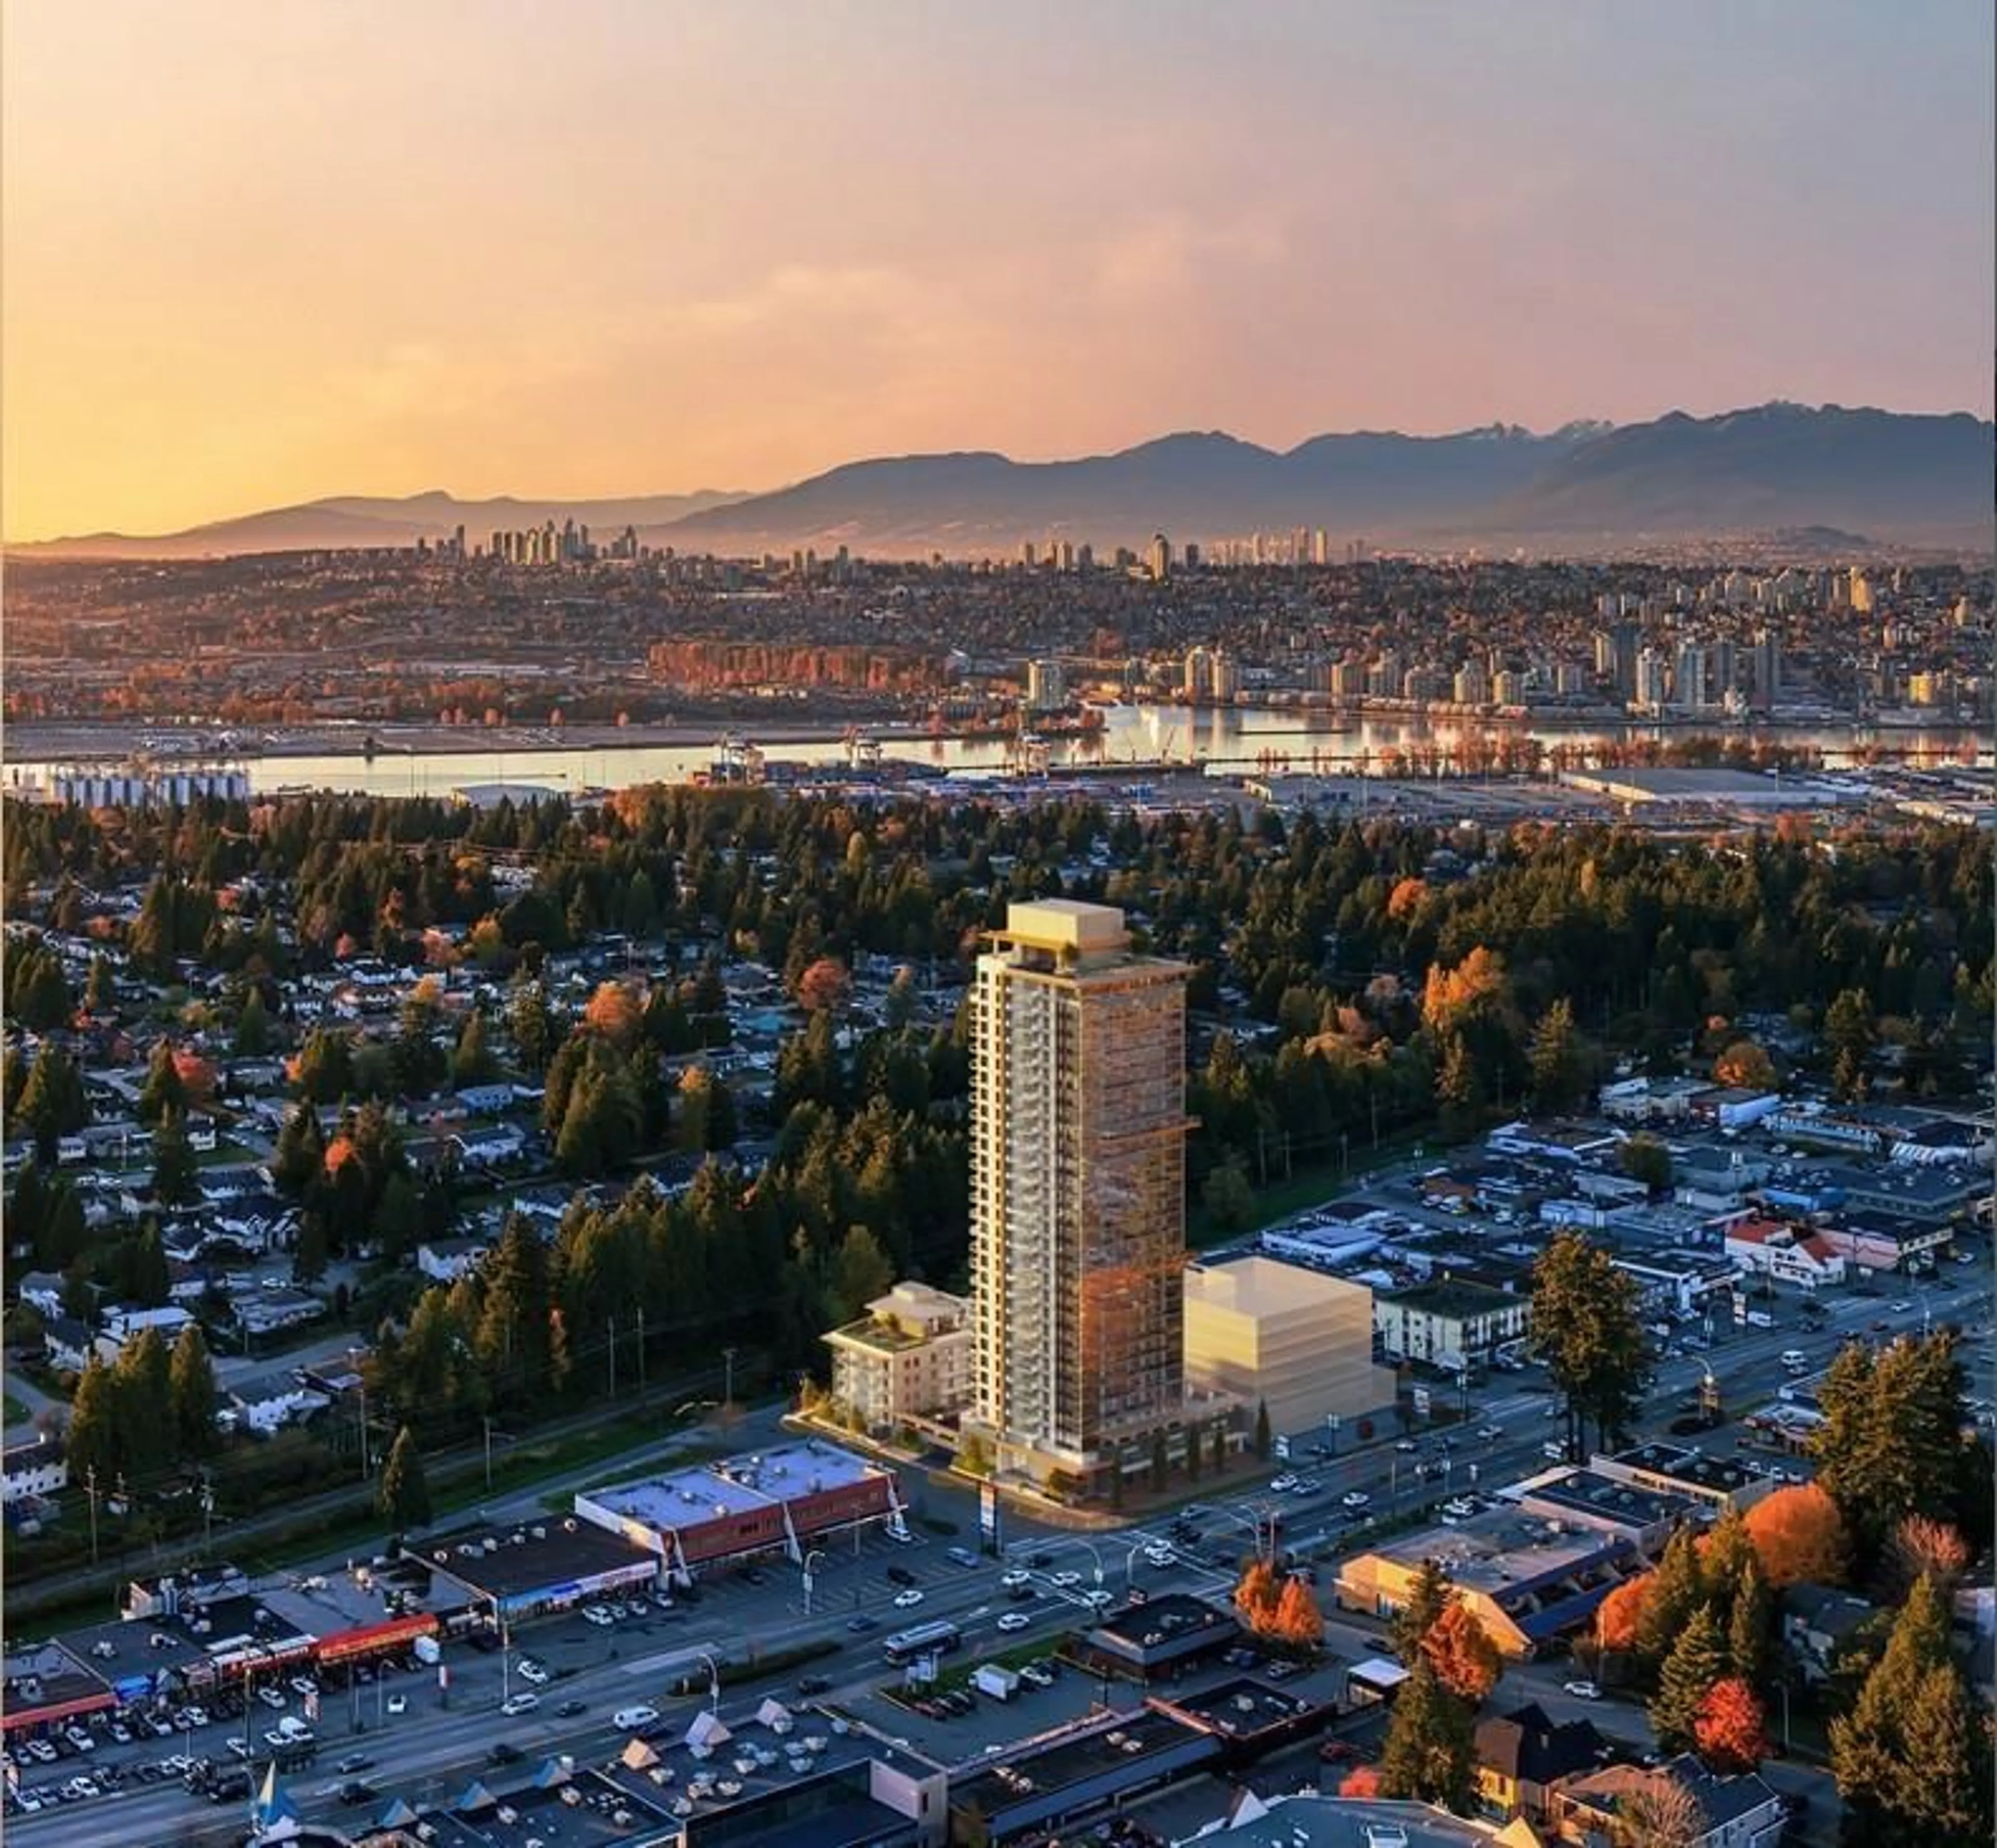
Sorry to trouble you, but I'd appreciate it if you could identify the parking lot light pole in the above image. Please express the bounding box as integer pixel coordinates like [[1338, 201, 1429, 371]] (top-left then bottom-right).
[[802, 1550, 826, 1617]]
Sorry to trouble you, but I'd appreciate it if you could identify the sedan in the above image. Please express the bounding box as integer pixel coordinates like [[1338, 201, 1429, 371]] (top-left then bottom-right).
[[1269, 1473, 1299, 1492], [1394, 1439, 1419, 1453], [1563, 1680, 1602, 1701], [385, 1696, 407, 1716], [892, 1589, 925, 1610], [555, 1699, 587, 1719], [1000, 1569, 1032, 1590], [581, 1606, 615, 1628], [845, 1615, 878, 1634], [1341, 1491, 1372, 1510], [996, 1611, 1032, 1633], [1475, 1424, 1505, 1441], [515, 1659, 549, 1685], [1049, 1570, 1084, 1589]]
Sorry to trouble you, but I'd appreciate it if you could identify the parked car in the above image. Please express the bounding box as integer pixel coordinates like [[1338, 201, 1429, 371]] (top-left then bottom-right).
[[1563, 1680, 1601, 1700]]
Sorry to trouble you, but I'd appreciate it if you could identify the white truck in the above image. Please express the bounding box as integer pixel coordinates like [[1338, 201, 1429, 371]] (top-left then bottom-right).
[[412, 1635, 442, 1667], [974, 1665, 1021, 1702]]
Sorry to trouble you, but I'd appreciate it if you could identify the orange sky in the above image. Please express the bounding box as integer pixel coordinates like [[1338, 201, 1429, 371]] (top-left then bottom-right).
[[4, 1, 1991, 541]]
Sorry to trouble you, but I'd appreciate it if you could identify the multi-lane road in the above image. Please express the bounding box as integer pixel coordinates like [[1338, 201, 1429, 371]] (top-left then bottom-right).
[[9, 1282, 1978, 1846]]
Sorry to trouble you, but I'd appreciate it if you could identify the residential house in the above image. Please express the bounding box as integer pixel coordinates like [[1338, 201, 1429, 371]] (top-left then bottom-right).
[[418, 1237, 490, 1283], [1475, 1701, 1610, 1825], [222, 1372, 330, 1439], [1781, 1583, 1879, 1689], [447, 1123, 527, 1169], [236, 1288, 324, 1340], [15, 1271, 65, 1319], [1549, 1753, 1782, 1848], [42, 1315, 94, 1375], [2, 1435, 68, 1505]]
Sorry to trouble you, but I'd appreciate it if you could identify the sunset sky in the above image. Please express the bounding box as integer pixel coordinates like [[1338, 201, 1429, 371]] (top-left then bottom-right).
[[4, 0, 1991, 541]]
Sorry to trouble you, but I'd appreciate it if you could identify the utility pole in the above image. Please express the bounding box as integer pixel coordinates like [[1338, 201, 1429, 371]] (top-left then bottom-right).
[[199, 1476, 214, 1560], [85, 1465, 101, 1565], [722, 1346, 737, 1410], [636, 1306, 646, 1391], [483, 1416, 494, 1492]]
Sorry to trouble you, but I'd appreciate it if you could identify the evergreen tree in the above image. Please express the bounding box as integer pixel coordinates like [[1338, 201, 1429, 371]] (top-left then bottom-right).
[[1391, 1558, 1453, 1667], [1531, 1229, 1652, 1456], [474, 1214, 551, 1408], [39, 1181, 85, 1271], [114, 1326, 172, 1473], [68, 1352, 124, 1483], [16, 1043, 88, 1155], [1253, 1398, 1272, 1462], [508, 981, 554, 1074], [152, 1109, 199, 1207], [168, 1323, 218, 1459], [1376, 1658, 1476, 1813], [137, 1040, 189, 1126], [451, 1010, 496, 1086], [1637, 1528, 1709, 1675], [269, 1101, 323, 1197], [1817, 1333, 1972, 1569], [85, 954, 116, 1016], [119, 1223, 172, 1308], [232, 986, 271, 1055], [1832, 1575, 1990, 1848], [1528, 997, 1585, 1112], [1650, 1605, 1729, 1753], [1727, 1558, 1770, 1687], [378, 1425, 432, 1533]]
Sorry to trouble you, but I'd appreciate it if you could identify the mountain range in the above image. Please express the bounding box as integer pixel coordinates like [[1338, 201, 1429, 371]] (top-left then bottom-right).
[[17, 404, 1992, 559]]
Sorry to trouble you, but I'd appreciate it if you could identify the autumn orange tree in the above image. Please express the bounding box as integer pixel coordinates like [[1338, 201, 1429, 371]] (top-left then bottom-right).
[[1234, 1557, 1280, 1630], [1593, 1572, 1653, 1660], [1272, 1575, 1325, 1651], [1693, 1677, 1768, 1773], [1744, 1483, 1850, 1589], [1338, 1765, 1382, 1798], [1882, 1515, 1970, 1600], [1421, 1599, 1503, 1704]]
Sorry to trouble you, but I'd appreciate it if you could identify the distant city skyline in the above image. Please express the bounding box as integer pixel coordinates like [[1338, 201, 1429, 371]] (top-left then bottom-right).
[[4, 0, 1991, 542]]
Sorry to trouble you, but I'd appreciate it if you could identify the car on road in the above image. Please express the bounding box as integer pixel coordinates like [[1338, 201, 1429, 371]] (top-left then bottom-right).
[[1050, 1569, 1084, 1588], [582, 1605, 615, 1627], [996, 1611, 1032, 1633], [339, 1780, 379, 1806], [499, 1693, 539, 1716], [1290, 1478, 1319, 1495], [614, 1706, 659, 1732], [1269, 1472, 1299, 1491], [1341, 1491, 1371, 1509], [892, 1589, 925, 1609], [515, 1658, 549, 1685], [1001, 1568, 1032, 1589], [1475, 1424, 1504, 1441], [1143, 1545, 1174, 1566], [945, 1546, 980, 1568], [845, 1614, 878, 1633], [487, 1741, 523, 1766], [886, 1565, 917, 1587], [1563, 1680, 1601, 1700], [1083, 1588, 1114, 1610], [555, 1699, 587, 1718], [1394, 1439, 1419, 1453], [335, 1752, 374, 1774], [385, 1695, 406, 1716], [1890, 1301, 1911, 1313]]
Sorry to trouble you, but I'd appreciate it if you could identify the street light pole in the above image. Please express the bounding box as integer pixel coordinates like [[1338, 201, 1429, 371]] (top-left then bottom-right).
[[802, 1549, 826, 1617], [723, 1347, 737, 1410]]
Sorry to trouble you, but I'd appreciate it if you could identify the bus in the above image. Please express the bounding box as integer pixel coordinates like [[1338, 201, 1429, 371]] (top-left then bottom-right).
[[882, 1621, 962, 1666]]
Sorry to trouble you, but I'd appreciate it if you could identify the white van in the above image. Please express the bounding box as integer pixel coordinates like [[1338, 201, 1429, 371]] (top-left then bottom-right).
[[1746, 1310, 1775, 1330], [1780, 1350, 1808, 1370], [614, 1704, 659, 1733]]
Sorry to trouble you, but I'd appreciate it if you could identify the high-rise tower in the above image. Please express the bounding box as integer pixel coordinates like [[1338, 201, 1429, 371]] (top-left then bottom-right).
[[968, 901, 1191, 1496]]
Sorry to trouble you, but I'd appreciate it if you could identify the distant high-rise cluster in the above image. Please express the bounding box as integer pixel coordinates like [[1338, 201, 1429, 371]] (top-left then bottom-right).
[[484, 519, 642, 564]]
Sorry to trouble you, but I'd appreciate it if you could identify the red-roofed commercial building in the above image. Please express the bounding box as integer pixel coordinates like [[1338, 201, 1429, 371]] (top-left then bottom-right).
[[1723, 1218, 1847, 1290]]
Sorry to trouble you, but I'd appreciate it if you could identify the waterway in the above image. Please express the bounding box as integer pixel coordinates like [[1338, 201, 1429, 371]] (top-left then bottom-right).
[[3, 705, 1984, 801]]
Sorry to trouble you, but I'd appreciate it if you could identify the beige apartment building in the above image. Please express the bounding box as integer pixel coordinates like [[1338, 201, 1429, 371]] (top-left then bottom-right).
[[965, 900, 1192, 1498], [822, 1281, 974, 1436], [1183, 1256, 1397, 1437]]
